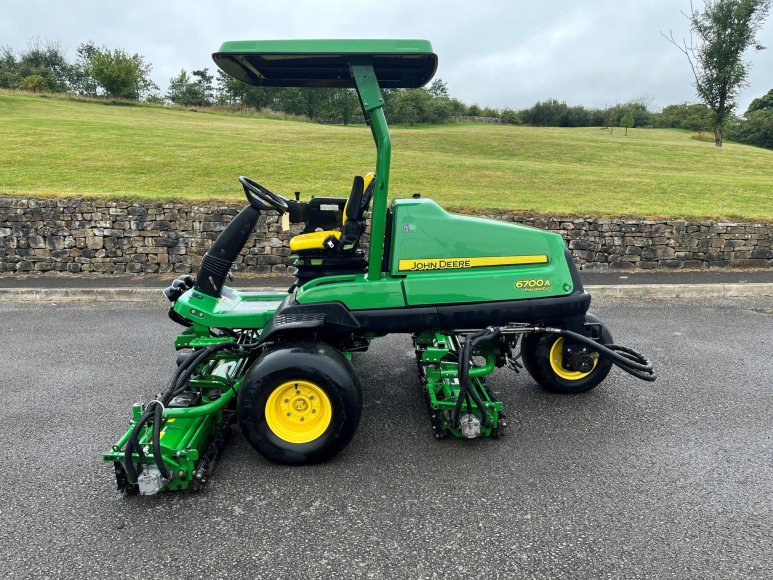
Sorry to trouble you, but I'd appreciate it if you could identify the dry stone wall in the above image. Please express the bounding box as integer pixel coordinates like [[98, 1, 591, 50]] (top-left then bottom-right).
[[0, 197, 770, 275]]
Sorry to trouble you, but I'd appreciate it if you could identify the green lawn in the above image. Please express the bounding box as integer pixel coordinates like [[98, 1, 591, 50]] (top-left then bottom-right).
[[1, 91, 771, 220]]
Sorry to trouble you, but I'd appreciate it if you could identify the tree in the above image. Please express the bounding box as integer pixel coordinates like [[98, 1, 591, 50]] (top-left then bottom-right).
[[747, 88, 773, 111], [480, 106, 500, 118], [328, 88, 358, 124], [89, 46, 157, 100], [166, 69, 214, 106], [70, 42, 99, 96], [466, 103, 482, 117], [664, 0, 772, 146], [393, 89, 432, 125], [620, 110, 635, 135], [727, 88, 773, 147], [0, 47, 18, 88], [191, 68, 214, 105], [0, 39, 74, 92], [215, 69, 238, 104], [167, 69, 193, 105], [500, 108, 521, 124], [427, 78, 449, 99], [656, 103, 714, 131]]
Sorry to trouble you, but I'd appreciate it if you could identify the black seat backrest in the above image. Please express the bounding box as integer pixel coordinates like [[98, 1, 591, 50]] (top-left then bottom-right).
[[340, 175, 376, 251], [345, 175, 376, 223], [345, 176, 365, 223]]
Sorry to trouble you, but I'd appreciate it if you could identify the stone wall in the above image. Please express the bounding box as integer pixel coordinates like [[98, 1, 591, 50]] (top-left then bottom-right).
[[0, 197, 770, 274]]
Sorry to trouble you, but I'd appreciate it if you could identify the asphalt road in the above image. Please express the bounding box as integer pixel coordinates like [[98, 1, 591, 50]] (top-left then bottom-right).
[[0, 297, 771, 579]]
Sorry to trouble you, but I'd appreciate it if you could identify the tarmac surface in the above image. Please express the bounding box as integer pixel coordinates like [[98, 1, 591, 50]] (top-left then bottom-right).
[[0, 296, 771, 578]]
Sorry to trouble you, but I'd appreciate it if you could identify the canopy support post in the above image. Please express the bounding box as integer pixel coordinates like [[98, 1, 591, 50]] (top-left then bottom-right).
[[350, 63, 391, 281]]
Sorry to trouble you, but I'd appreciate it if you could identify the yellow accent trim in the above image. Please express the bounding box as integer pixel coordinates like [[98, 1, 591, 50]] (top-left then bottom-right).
[[549, 336, 597, 381], [166, 418, 175, 423], [264, 380, 332, 444], [289, 230, 341, 252], [363, 172, 375, 191], [398, 255, 548, 271]]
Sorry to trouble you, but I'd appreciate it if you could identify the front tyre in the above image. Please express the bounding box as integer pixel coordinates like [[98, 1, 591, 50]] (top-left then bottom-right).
[[237, 341, 362, 464], [521, 313, 614, 394]]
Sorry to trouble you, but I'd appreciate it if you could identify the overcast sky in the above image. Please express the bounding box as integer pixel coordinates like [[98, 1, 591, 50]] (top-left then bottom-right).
[[3, 0, 772, 111]]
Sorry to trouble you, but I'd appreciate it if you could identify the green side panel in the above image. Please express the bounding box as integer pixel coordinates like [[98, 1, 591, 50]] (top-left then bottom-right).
[[173, 288, 287, 329], [390, 199, 574, 305], [295, 274, 406, 310], [213, 39, 437, 88]]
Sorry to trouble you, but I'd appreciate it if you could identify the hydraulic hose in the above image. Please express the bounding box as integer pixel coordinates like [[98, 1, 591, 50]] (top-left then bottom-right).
[[123, 409, 153, 484], [546, 327, 657, 382], [454, 327, 500, 428], [151, 403, 171, 480], [465, 380, 490, 427], [124, 339, 262, 486], [453, 328, 487, 427]]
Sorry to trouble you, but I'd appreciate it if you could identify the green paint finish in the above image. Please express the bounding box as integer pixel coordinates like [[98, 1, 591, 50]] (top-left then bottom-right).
[[212, 39, 437, 89], [103, 412, 215, 492], [104, 355, 246, 492], [173, 289, 287, 330], [351, 64, 392, 280], [295, 273, 405, 309], [390, 198, 573, 305], [217, 39, 434, 56], [414, 330, 504, 438]]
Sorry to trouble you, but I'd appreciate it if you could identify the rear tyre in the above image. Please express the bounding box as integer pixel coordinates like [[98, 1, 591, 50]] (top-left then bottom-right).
[[521, 313, 614, 394], [237, 341, 362, 465]]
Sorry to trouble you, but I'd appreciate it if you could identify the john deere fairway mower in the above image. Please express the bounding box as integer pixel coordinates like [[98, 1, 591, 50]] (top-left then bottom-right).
[[104, 40, 655, 495]]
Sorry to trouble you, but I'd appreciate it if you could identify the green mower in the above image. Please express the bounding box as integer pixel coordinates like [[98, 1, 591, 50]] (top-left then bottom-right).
[[104, 39, 656, 495]]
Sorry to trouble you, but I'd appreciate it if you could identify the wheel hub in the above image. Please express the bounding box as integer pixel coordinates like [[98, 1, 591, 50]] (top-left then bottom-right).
[[549, 336, 598, 380], [265, 380, 332, 444]]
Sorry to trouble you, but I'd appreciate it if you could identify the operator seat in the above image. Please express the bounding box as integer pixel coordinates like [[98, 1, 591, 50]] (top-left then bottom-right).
[[289, 173, 375, 253], [290, 173, 375, 286]]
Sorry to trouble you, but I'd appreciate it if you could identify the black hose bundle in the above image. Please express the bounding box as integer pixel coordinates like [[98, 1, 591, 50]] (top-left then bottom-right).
[[453, 327, 501, 429], [549, 328, 657, 382], [123, 340, 254, 485]]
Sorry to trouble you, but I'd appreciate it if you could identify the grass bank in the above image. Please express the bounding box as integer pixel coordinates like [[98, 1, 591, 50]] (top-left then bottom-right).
[[1, 91, 771, 220]]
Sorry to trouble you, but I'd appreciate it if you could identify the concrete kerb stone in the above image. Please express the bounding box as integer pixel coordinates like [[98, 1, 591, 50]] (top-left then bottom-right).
[[0, 283, 771, 303]]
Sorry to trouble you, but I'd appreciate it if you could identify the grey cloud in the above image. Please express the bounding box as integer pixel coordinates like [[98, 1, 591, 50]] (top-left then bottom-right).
[[2, 0, 771, 111]]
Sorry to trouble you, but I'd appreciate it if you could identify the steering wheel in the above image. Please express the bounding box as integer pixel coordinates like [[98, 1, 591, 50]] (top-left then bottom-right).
[[239, 176, 289, 214]]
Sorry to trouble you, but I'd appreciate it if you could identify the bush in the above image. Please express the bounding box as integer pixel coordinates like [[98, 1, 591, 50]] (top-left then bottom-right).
[[391, 89, 452, 124], [500, 108, 521, 124], [89, 47, 157, 100], [656, 103, 713, 132], [728, 109, 773, 148], [747, 89, 773, 113], [467, 103, 482, 116], [19, 74, 49, 92]]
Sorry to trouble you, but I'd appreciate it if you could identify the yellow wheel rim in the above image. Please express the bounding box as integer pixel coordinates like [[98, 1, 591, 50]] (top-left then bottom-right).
[[265, 380, 332, 444], [549, 337, 597, 381]]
